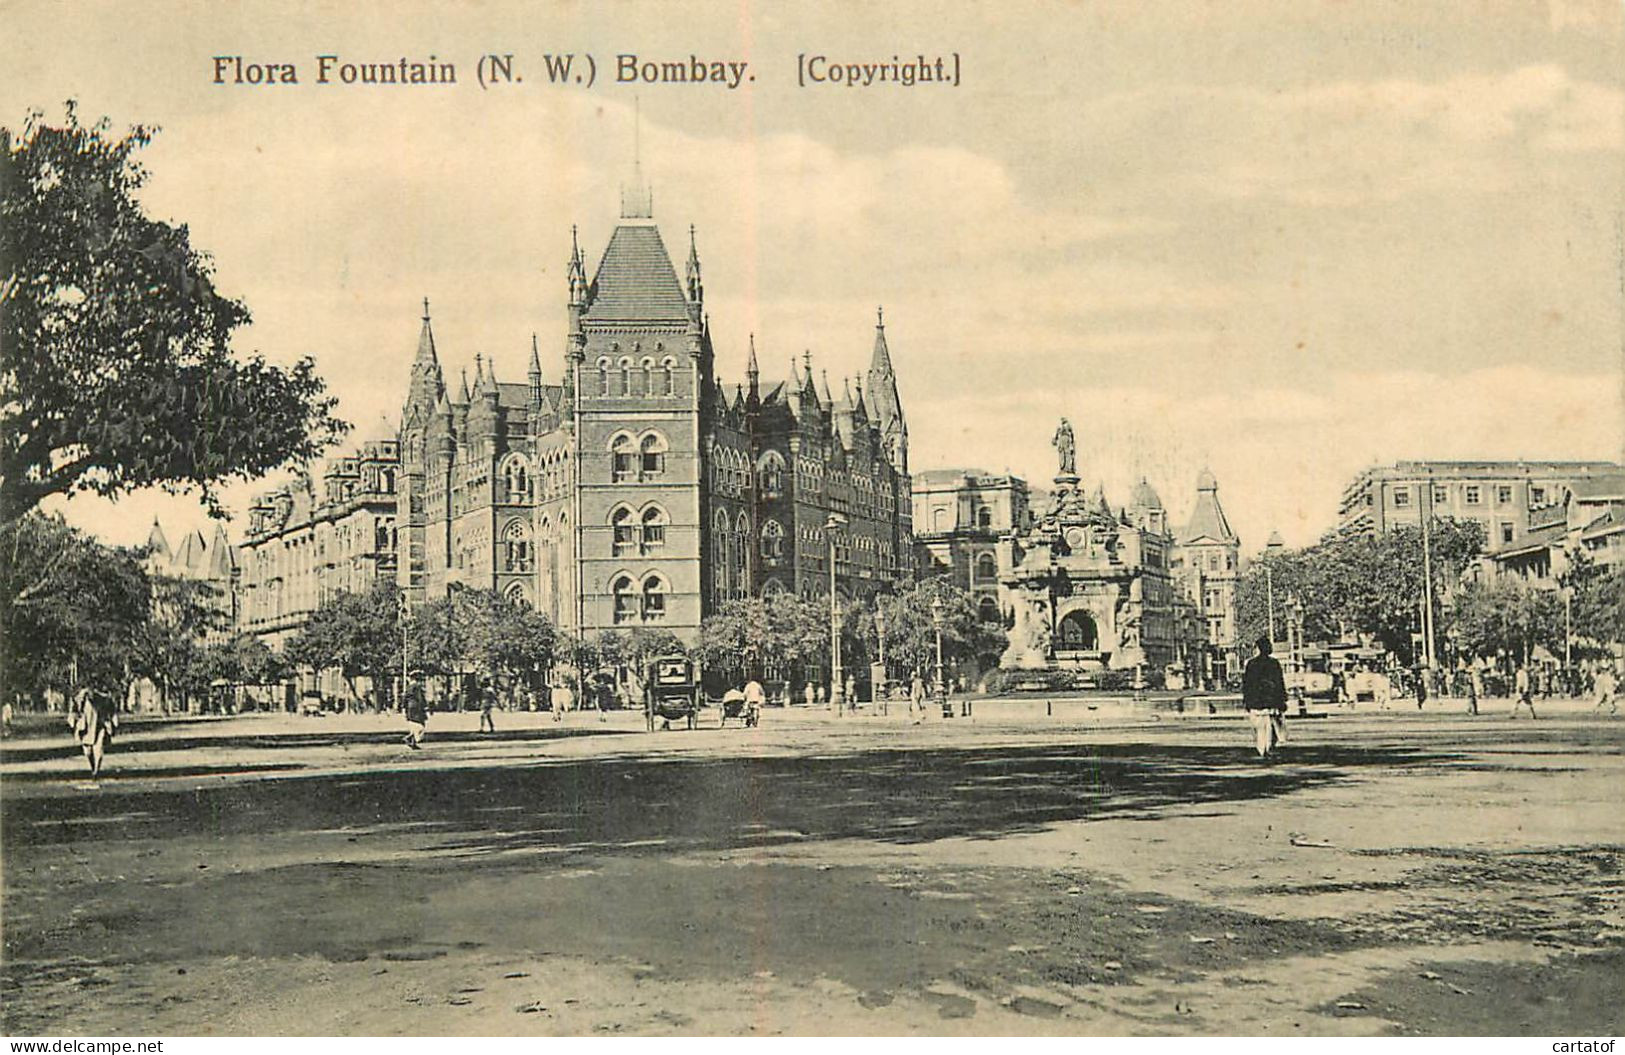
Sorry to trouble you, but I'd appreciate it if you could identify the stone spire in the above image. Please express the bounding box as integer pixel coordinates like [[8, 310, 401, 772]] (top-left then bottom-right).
[[685, 225, 704, 306], [404, 297, 445, 423], [457, 367, 471, 404], [866, 305, 908, 474], [146, 518, 171, 562]]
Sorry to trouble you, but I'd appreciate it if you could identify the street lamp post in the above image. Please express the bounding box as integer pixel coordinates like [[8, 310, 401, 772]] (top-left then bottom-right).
[[398, 591, 410, 712], [826, 513, 846, 715], [875, 603, 888, 716], [1264, 559, 1277, 646], [931, 594, 948, 718]]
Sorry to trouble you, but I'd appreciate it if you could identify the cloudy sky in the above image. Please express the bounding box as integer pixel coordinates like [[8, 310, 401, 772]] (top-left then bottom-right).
[[9, 0, 1622, 550]]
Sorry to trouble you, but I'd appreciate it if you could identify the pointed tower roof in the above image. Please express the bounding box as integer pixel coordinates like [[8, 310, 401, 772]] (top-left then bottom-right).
[[206, 523, 235, 578], [528, 334, 543, 378], [172, 528, 207, 573], [1179, 468, 1239, 544], [457, 368, 471, 404], [1265, 530, 1286, 551], [414, 297, 439, 367], [867, 306, 904, 426], [821, 369, 835, 406], [404, 297, 445, 418], [146, 518, 171, 562]]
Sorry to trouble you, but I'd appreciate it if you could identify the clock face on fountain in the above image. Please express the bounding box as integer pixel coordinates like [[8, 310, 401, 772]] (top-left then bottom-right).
[[1064, 527, 1086, 549]]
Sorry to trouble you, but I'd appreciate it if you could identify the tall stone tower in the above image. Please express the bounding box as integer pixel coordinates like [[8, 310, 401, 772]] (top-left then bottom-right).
[[566, 166, 711, 637], [397, 299, 445, 605]]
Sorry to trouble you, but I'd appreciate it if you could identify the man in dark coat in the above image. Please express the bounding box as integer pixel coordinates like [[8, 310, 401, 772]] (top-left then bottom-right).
[[1242, 637, 1288, 758], [402, 672, 429, 749]]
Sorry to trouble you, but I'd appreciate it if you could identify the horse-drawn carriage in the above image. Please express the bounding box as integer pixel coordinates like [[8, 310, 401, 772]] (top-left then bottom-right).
[[644, 654, 702, 731]]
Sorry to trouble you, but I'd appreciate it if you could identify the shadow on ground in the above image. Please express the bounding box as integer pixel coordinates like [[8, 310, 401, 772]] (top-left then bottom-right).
[[3, 741, 1458, 856]]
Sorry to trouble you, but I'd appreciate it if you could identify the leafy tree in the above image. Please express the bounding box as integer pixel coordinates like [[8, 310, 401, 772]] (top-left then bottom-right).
[[0, 104, 347, 527], [0, 512, 148, 707], [286, 579, 402, 706], [1235, 518, 1485, 665], [1444, 577, 1564, 667], [871, 578, 1007, 681], [696, 593, 828, 685], [1561, 551, 1625, 651], [406, 587, 556, 695]]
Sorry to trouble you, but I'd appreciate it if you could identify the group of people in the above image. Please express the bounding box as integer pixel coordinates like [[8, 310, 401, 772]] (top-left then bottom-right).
[[1243, 636, 1623, 759]]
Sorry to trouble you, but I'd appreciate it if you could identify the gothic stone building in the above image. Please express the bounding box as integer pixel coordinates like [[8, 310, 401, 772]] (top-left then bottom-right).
[[237, 431, 402, 649], [397, 181, 913, 642]]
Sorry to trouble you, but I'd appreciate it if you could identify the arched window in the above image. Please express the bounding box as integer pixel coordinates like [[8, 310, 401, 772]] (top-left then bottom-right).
[[977, 507, 993, 529], [758, 452, 786, 498], [642, 575, 667, 621], [640, 432, 668, 477], [618, 357, 633, 397], [760, 519, 785, 561], [713, 512, 729, 597], [638, 357, 654, 398], [610, 506, 635, 554], [610, 433, 635, 482], [659, 355, 676, 396], [612, 575, 637, 624], [502, 455, 530, 502], [505, 581, 529, 607], [933, 507, 950, 531], [597, 356, 612, 397], [978, 596, 1000, 623], [975, 553, 997, 582], [641, 505, 667, 551], [503, 519, 533, 572]]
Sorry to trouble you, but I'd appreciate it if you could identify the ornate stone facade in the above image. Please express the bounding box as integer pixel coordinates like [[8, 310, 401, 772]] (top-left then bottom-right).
[[393, 175, 914, 641], [998, 421, 1200, 677]]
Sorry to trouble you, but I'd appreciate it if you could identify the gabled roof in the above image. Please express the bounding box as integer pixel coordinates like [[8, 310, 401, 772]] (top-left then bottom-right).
[[584, 224, 691, 323]]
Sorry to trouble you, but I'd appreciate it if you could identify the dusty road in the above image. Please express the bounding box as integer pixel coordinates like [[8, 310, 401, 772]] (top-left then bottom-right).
[[2, 702, 1621, 1036]]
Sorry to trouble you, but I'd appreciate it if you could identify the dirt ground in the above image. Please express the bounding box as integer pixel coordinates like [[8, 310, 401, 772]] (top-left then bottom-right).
[[2, 700, 1621, 1036]]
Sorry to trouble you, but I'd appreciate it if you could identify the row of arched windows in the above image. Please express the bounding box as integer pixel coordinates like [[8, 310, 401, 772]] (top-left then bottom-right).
[[596, 354, 678, 398]]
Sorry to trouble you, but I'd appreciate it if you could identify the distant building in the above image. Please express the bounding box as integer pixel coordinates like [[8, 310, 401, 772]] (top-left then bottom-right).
[[237, 432, 402, 649], [142, 518, 238, 642], [1170, 469, 1243, 682], [1488, 471, 1625, 583], [912, 469, 1032, 621], [1339, 461, 1623, 544], [132, 519, 239, 710]]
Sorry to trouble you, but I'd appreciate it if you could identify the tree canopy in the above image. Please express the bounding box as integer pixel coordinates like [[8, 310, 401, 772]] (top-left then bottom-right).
[[1236, 519, 1485, 664], [0, 104, 347, 527]]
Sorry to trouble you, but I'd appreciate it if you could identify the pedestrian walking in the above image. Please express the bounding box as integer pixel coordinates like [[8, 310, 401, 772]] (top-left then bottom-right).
[[743, 677, 765, 726], [1242, 637, 1288, 758], [1466, 666, 1481, 716], [1511, 664, 1537, 719], [402, 673, 429, 748], [1, 698, 12, 737], [478, 678, 497, 734], [70, 687, 118, 777], [550, 677, 572, 723], [909, 673, 926, 724], [844, 673, 857, 712], [803, 682, 815, 708], [1593, 665, 1618, 717], [1414, 665, 1428, 710]]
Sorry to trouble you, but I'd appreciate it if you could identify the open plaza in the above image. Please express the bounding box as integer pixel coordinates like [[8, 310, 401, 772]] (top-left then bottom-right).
[[2, 698, 1621, 1037]]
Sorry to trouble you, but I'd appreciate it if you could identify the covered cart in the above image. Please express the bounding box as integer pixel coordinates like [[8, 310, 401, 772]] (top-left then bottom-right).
[[644, 654, 701, 731]]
